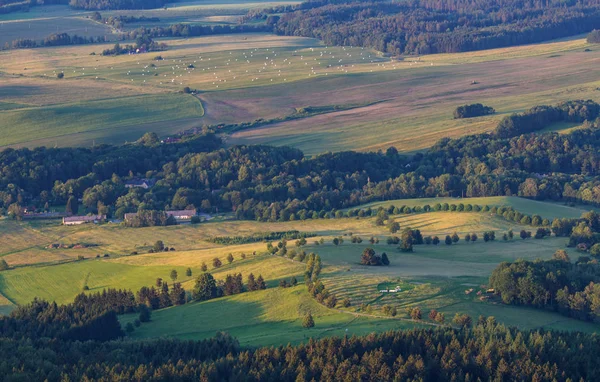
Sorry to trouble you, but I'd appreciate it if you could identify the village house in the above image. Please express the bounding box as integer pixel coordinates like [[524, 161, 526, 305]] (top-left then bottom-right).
[[62, 214, 106, 225], [166, 209, 196, 221], [124, 178, 156, 189]]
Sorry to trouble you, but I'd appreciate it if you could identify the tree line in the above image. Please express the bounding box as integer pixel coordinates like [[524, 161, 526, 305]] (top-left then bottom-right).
[[271, 0, 600, 54], [208, 230, 316, 245], [7, 103, 600, 226]]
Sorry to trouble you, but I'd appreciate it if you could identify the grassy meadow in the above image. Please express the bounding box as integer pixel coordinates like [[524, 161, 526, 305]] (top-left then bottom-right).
[[119, 286, 424, 347], [0, 196, 597, 343], [0, 94, 204, 147], [1, 31, 599, 151]]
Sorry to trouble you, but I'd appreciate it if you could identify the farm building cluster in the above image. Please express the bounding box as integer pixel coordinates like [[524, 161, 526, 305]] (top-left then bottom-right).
[[380, 286, 403, 293]]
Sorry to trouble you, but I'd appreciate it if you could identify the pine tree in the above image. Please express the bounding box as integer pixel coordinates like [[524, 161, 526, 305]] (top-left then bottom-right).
[[381, 252, 390, 266], [247, 273, 257, 291], [66, 196, 78, 215], [256, 275, 266, 290]]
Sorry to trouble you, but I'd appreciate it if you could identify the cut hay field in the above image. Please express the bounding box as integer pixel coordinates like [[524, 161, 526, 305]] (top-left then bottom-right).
[[2, 33, 599, 151]]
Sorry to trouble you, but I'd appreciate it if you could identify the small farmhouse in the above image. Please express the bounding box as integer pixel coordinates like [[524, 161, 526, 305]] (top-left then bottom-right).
[[124, 178, 156, 189], [166, 209, 197, 221], [62, 214, 106, 225]]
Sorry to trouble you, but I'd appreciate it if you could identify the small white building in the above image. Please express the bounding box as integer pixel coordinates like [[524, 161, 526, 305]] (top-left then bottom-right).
[[124, 178, 156, 189], [166, 209, 197, 221]]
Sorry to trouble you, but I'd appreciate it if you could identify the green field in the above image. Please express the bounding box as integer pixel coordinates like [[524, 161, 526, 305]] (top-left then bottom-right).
[[0, 13, 114, 46], [120, 286, 424, 347], [0, 196, 597, 343], [0, 93, 204, 147]]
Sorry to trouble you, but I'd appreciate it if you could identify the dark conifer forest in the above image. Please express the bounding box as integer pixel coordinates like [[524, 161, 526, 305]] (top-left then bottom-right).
[[273, 0, 600, 54], [2, 299, 600, 381]]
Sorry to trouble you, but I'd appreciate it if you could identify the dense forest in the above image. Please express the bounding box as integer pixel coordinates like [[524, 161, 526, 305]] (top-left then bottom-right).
[[6, 105, 600, 224], [272, 0, 600, 54], [2, 318, 600, 380]]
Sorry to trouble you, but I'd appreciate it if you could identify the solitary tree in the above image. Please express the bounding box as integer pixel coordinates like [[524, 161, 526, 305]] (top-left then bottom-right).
[[552, 249, 570, 262], [400, 229, 414, 252], [213, 257, 222, 268], [186, 267, 192, 277], [226, 253, 234, 264], [445, 235, 452, 245], [302, 312, 315, 328], [170, 269, 178, 282], [0, 259, 9, 271], [200, 262, 208, 272]]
